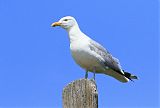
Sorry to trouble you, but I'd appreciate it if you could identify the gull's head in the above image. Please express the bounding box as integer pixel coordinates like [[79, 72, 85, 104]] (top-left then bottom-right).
[[51, 16, 78, 30]]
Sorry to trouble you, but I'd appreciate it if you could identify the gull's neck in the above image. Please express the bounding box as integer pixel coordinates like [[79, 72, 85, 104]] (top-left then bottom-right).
[[66, 24, 84, 43]]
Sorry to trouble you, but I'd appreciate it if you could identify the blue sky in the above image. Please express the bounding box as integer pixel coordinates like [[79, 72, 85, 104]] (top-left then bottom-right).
[[0, 0, 159, 108]]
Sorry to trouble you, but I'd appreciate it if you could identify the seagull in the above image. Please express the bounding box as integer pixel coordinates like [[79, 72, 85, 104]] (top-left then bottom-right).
[[51, 16, 138, 83]]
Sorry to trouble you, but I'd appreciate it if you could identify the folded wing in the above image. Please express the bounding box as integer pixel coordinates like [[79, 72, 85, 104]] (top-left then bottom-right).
[[89, 39, 124, 76]]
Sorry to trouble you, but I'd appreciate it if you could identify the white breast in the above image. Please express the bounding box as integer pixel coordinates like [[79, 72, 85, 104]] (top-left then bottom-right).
[[70, 39, 104, 72]]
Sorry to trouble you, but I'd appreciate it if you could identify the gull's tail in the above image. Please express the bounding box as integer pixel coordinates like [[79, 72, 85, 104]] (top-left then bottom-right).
[[104, 69, 138, 83]]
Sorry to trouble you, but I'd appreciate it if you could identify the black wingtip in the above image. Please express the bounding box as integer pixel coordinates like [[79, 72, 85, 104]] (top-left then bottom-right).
[[123, 71, 138, 81]]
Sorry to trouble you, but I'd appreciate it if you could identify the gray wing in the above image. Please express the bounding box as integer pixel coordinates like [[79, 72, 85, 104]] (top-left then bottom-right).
[[89, 39, 123, 74]]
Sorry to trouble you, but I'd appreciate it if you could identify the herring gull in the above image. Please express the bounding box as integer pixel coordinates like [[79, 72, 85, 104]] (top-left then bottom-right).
[[51, 16, 138, 83]]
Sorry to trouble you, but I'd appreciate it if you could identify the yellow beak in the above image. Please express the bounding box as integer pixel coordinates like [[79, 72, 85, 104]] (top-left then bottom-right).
[[51, 22, 62, 27]]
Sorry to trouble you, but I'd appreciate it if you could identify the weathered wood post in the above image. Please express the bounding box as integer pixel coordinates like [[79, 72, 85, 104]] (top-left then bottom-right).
[[62, 78, 98, 108]]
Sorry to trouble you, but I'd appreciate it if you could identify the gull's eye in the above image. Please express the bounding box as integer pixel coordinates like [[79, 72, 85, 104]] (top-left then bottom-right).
[[64, 19, 68, 21]]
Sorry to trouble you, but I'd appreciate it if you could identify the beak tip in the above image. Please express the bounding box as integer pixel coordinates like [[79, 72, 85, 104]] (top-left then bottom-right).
[[51, 24, 55, 27]]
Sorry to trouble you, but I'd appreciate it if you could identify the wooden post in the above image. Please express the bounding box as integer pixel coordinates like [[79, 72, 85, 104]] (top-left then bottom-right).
[[62, 79, 98, 108]]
